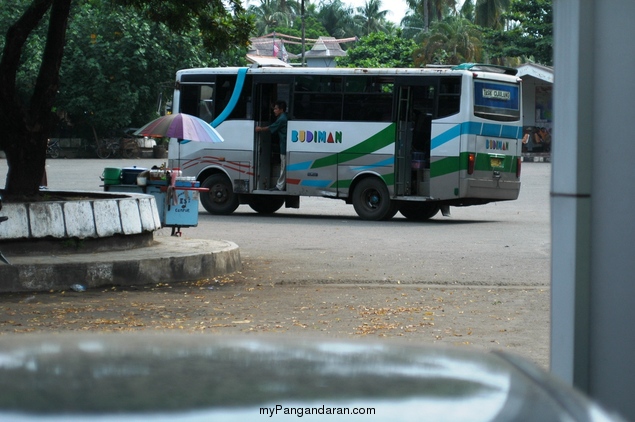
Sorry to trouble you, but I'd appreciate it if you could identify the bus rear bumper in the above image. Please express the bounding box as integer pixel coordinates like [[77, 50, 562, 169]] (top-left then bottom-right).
[[462, 179, 521, 201]]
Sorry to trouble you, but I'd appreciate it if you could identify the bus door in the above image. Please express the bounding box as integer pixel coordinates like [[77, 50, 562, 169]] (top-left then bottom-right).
[[395, 86, 412, 196], [396, 82, 435, 197], [254, 79, 292, 191]]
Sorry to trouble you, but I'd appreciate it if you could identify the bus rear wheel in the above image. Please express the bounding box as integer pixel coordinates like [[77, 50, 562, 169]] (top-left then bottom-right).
[[399, 202, 440, 221], [352, 178, 397, 221], [248, 195, 284, 214], [200, 174, 239, 215]]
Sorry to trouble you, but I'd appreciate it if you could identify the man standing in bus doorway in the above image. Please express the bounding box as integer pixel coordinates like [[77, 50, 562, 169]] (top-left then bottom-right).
[[256, 100, 288, 191]]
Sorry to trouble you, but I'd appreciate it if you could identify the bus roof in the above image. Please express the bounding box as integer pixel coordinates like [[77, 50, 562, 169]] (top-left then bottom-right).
[[176, 65, 520, 81]]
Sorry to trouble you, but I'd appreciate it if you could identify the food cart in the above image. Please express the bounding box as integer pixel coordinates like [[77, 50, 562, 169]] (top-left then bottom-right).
[[103, 167, 207, 236]]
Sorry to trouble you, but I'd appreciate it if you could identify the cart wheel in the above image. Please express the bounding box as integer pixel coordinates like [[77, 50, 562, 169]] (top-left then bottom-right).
[[122, 139, 140, 159], [96, 139, 112, 159]]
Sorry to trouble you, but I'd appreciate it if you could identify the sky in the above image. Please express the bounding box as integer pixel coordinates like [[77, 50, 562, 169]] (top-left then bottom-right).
[[344, 0, 410, 25], [241, 0, 412, 26]]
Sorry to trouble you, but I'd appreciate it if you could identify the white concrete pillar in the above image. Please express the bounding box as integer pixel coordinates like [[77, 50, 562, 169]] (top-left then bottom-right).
[[551, 0, 635, 419]]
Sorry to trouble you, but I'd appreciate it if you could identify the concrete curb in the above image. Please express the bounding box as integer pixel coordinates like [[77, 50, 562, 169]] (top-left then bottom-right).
[[0, 191, 161, 241], [0, 237, 241, 293]]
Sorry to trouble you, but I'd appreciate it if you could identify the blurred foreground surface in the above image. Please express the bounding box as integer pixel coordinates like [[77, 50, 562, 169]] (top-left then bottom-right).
[[0, 333, 623, 421]]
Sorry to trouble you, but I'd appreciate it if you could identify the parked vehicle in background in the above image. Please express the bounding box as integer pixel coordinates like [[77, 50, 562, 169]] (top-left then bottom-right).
[[46, 138, 60, 159], [96, 137, 140, 159]]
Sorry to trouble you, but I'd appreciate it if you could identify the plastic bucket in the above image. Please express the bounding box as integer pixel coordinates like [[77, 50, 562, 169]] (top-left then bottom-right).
[[121, 167, 147, 184], [102, 167, 121, 185]]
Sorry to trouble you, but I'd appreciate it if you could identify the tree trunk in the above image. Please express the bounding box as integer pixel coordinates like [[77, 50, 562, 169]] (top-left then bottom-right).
[[424, 0, 429, 31], [3, 131, 47, 196], [0, 0, 72, 198]]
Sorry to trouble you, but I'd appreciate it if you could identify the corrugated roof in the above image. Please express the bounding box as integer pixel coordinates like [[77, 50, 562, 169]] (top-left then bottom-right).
[[304, 37, 346, 58], [516, 63, 554, 83]]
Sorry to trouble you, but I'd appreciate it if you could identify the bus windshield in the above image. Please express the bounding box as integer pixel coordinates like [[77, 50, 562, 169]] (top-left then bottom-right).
[[473, 80, 520, 122]]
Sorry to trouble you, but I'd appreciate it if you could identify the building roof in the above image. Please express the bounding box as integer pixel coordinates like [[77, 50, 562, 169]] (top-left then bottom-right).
[[248, 37, 298, 62], [304, 37, 347, 58], [245, 55, 291, 68], [516, 63, 554, 83]]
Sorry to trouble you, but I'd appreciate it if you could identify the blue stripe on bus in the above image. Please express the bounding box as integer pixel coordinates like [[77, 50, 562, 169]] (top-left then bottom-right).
[[211, 67, 248, 128], [482, 123, 502, 136], [465, 121, 483, 135], [288, 156, 393, 173], [432, 121, 521, 149], [431, 124, 461, 149], [287, 161, 312, 171], [501, 125, 519, 138], [300, 180, 333, 188]]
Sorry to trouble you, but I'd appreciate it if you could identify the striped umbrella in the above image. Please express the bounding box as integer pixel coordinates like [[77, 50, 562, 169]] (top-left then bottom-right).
[[134, 113, 224, 143]]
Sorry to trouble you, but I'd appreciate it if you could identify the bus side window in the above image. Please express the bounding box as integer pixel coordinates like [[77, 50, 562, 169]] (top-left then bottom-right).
[[198, 85, 214, 122], [438, 77, 461, 118], [179, 85, 202, 116]]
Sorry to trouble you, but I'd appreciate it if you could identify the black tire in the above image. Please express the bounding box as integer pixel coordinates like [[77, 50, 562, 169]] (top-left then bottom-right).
[[399, 202, 440, 221], [248, 195, 285, 214], [121, 139, 139, 159], [352, 177, 397, 221], [96, 140, 112, 159], [200, 173, 239, 215], [48, 148, 60, 159]]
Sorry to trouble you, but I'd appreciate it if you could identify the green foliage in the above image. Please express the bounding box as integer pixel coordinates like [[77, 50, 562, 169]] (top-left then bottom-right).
[[484, 0, 552, 66], [315, 0, 358, 39], [0, 0, 253, 196], [337, 31, 417, 68], [56, 3, 214, 137], [405, 0, 458, 31], [353, 0, 391, 36], [118, 0, 253, 53], [1, 0, 252, 139], [475, 0, 511, 29], [270, 16, 330, 56], [413, 16, 483, 66]]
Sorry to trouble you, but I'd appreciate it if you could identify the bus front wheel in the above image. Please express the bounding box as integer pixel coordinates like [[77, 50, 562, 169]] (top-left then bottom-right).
[[200, 174, 239, 215], [399, 202, 440, 221], [352, 178, 397, 221]]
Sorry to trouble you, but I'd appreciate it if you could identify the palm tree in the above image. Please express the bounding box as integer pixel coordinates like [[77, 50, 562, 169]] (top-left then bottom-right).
[[354, 0, 390, 35], [475, 0, 510, 29], [250, 0, 300, 35], [414, 16, 483, 65], [404, 0, 457, 32], [460, 0, 476, 22], [317, 0, 357, 38]]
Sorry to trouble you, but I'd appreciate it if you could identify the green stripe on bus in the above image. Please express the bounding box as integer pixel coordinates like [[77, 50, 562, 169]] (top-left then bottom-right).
[[473, 153, 519, 173], [430, 153, 518, 178], [311, 124, 396, 169], [431, 156, 461, 178]]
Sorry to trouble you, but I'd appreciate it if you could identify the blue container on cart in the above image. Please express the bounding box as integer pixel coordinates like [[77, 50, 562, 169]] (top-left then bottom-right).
[[163, 187, 200, 227]]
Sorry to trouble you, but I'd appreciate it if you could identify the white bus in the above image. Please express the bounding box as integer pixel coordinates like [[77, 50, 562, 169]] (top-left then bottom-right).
[[168, 63, 523, 221]]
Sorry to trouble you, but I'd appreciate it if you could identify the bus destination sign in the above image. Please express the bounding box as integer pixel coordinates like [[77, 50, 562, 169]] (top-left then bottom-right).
[[482, 88, 511, 101]]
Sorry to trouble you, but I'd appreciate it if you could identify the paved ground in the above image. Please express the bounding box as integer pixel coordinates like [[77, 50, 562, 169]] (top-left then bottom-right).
[[0, 159, 551, 371], [0, 258, 550, 369]]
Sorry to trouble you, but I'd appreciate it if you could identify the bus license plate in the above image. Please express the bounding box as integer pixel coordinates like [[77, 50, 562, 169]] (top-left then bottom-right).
[[490, 157, 504, 168]]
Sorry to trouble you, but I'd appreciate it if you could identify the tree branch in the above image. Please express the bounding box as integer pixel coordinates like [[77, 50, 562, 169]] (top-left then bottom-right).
[[30, 0, 73, 131], [0, 0, 52, 120]]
